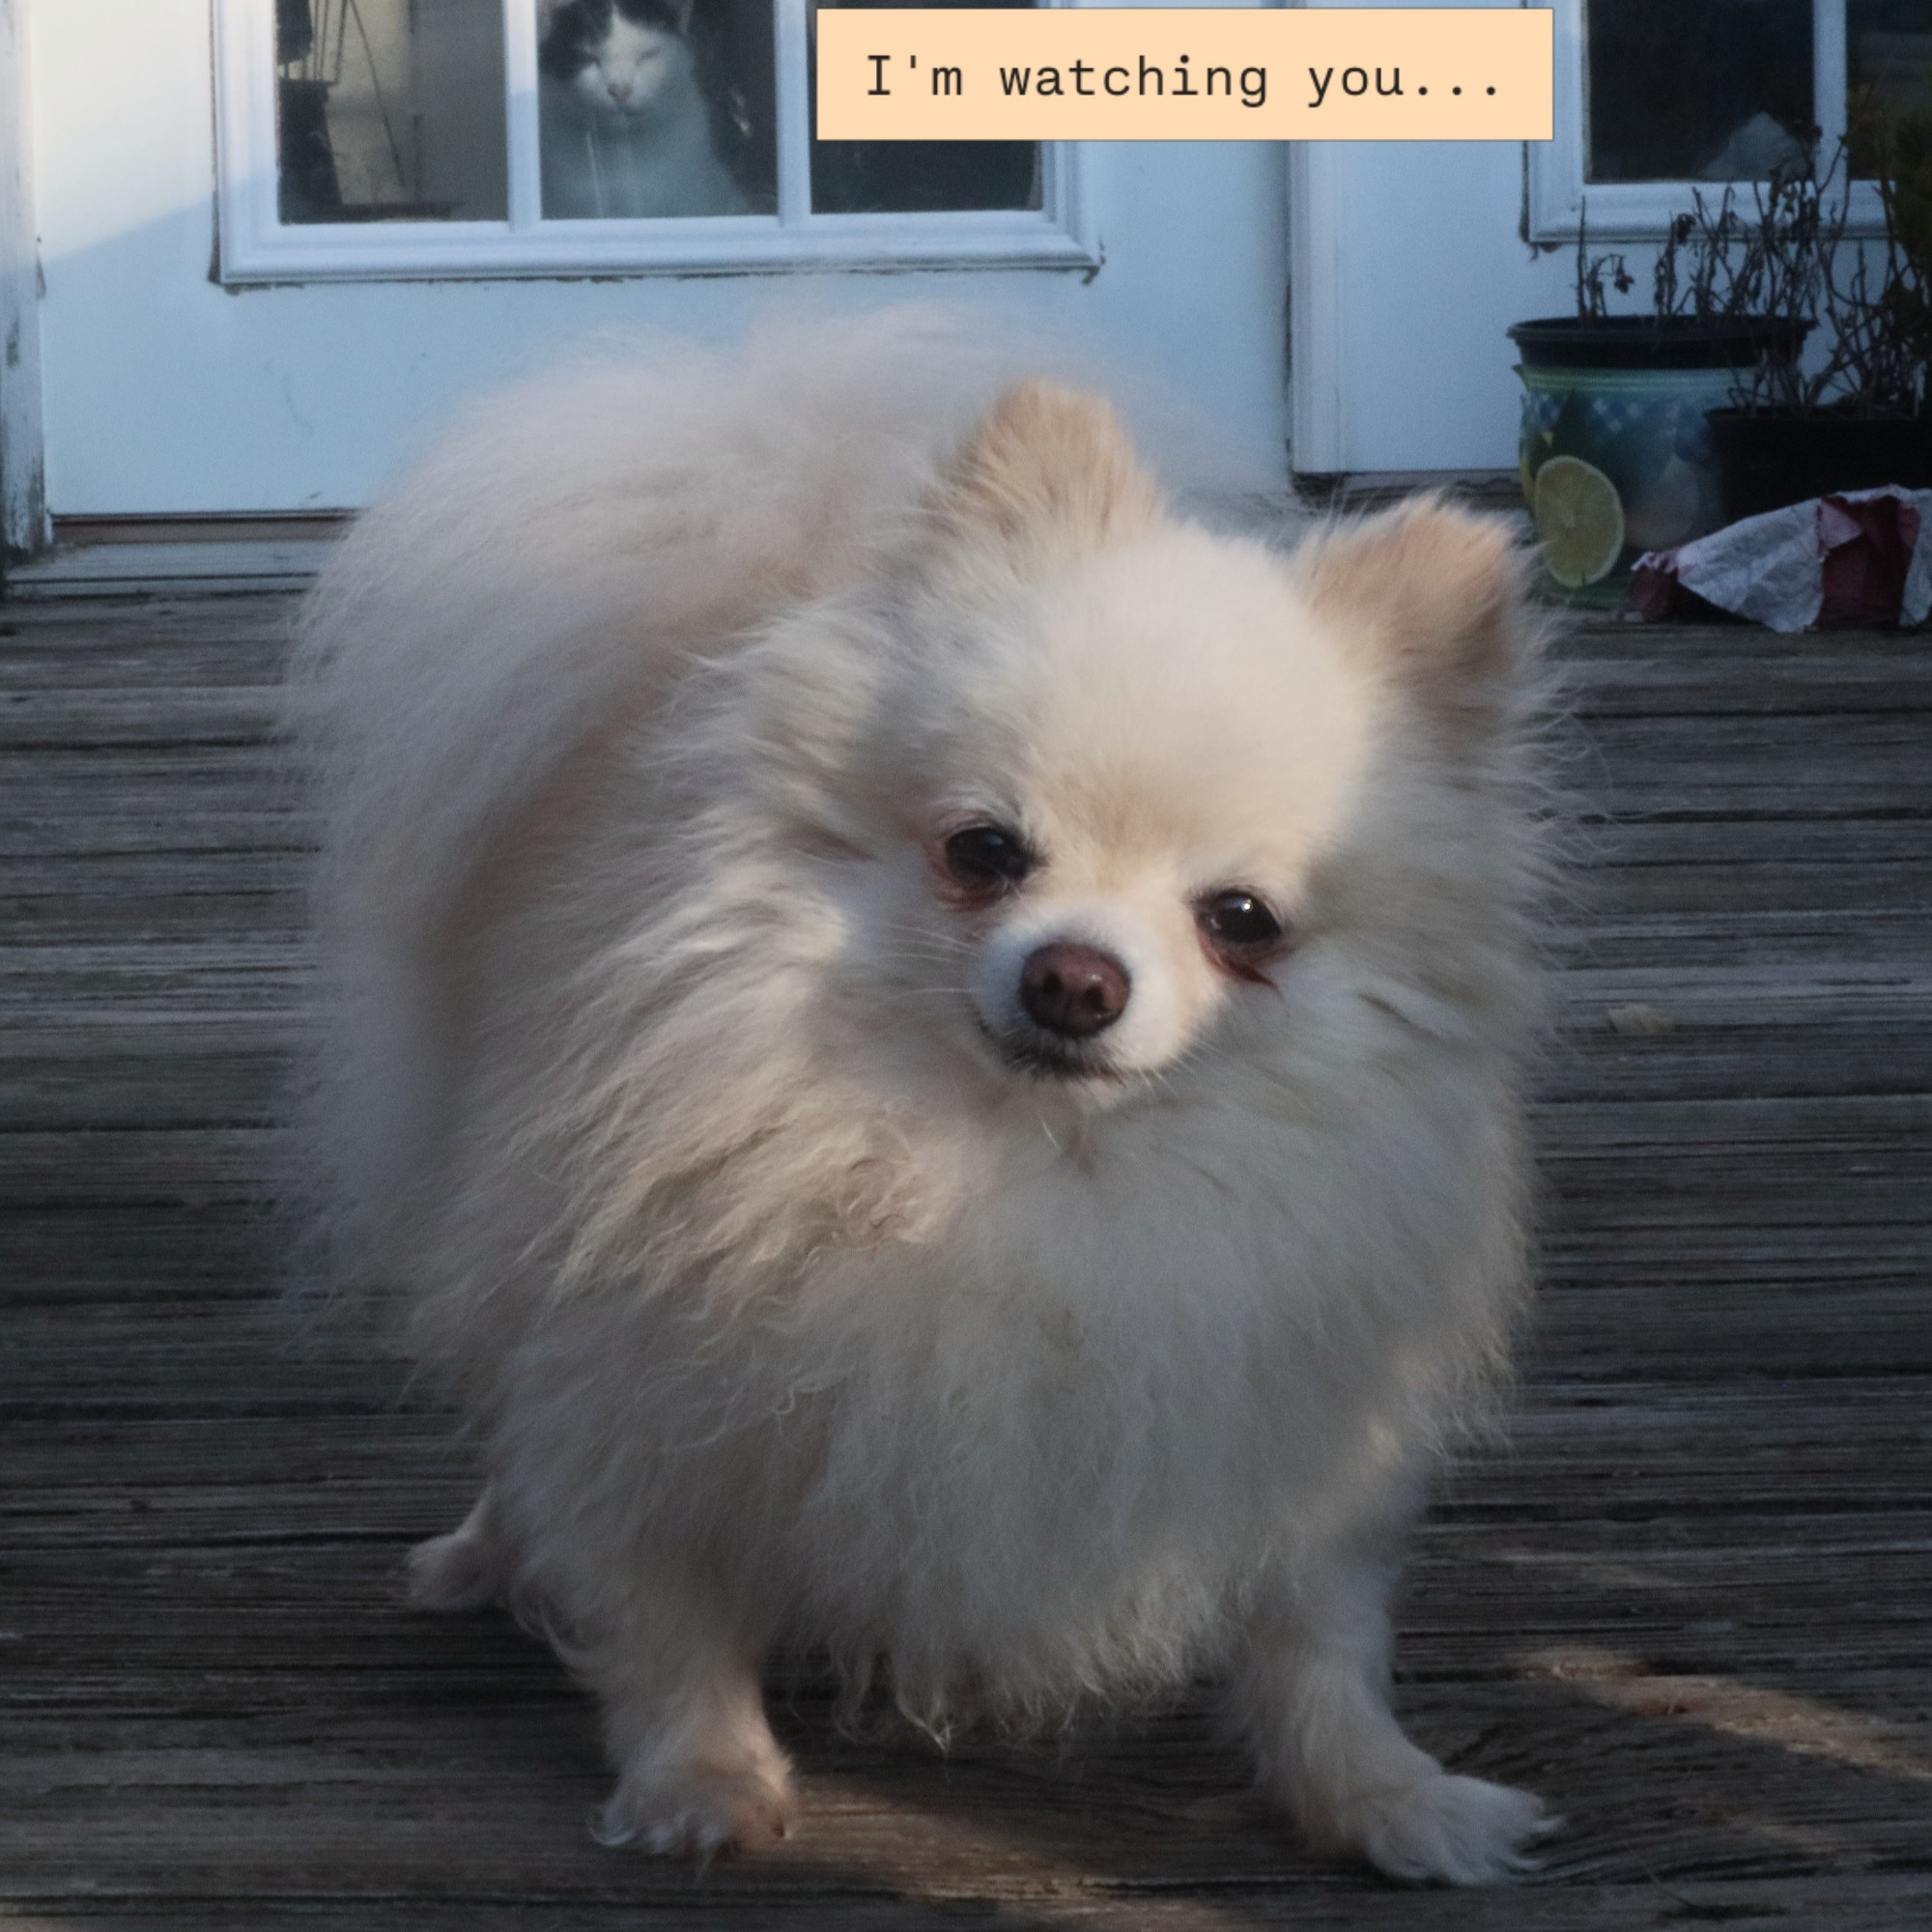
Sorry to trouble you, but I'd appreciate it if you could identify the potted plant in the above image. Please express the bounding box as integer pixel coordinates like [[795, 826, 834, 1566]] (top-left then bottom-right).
[[1706, 94, 1931, 522], [1510, 198, 1809, 600]]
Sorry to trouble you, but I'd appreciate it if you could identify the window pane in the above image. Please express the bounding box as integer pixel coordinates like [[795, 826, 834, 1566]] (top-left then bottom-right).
[[1586, 0, 1812, 184], [275, 0, 509, 223], [810, 0, 1040, 215], [538, 1, 775, 218], [1850, 0, 1932, 153]]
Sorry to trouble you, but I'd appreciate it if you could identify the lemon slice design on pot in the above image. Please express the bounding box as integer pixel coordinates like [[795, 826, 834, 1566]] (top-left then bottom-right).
[[1532, 455, 1627, 587]]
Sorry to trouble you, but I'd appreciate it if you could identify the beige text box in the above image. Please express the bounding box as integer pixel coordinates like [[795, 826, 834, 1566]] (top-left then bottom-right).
[[817, 9, 1552, 141]]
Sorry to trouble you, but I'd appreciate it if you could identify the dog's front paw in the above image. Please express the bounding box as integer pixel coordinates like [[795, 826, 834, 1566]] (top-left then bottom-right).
[[592, 1746, 796, 1858], [1319, 1771, 1556, 1886], [406, 1522, 504, 1613]]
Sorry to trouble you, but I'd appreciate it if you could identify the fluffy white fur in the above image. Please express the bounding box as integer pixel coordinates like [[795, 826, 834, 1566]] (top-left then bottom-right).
[[295, 308, 1555, 1880]]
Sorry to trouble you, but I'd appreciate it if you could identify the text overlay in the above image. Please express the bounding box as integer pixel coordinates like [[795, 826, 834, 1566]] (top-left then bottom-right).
[[817, 10, 1553, 142]]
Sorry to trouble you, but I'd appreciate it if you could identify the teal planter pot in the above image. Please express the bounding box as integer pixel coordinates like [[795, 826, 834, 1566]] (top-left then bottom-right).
[[1506, 317, 1798, 604], [1515, 363, 1737, 599]]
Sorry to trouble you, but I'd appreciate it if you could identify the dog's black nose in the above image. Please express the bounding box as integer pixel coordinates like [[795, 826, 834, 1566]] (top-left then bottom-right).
[[1019, 943, 1130, 1038]]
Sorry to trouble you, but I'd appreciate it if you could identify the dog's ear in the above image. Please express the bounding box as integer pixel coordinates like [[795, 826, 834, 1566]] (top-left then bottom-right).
[[934, 381, 1163, 557], [1295, 496, 1541, 711]]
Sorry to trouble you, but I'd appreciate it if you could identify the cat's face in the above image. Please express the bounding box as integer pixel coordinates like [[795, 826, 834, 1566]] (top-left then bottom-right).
[[539, 0, 693, 119]]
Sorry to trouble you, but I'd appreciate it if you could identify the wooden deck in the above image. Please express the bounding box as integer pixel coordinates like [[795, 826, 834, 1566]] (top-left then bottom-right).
[[3, 591, 1929, 1930]]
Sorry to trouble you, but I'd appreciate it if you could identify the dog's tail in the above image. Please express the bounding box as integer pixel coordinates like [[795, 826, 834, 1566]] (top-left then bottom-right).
[[289, 304, 1021, 1286]]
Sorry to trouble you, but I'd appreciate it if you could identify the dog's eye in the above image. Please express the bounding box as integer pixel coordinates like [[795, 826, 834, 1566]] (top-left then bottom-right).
[[942, 823, 1034, 891], [1197, 891, 1286, 951]]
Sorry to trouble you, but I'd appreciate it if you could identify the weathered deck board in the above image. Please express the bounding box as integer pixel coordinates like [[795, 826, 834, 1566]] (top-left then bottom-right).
[[3, 594, 1929, 1929]]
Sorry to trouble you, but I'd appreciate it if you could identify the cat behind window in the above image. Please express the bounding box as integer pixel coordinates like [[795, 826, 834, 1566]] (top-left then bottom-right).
[[538, 0, 747, 218]]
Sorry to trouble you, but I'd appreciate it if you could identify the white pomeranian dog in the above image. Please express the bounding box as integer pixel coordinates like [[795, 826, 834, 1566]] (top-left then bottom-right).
[[296, 308, 1554, 1883]]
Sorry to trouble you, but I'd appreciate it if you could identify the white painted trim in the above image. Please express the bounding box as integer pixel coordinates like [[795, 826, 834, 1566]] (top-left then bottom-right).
[[216, 212, 1098, 282], [774, 0, 810, 228], [1812, 0, 1849, 161], [1521, 0, 1583, 241], [1287, 137, 1343, 476], [0, 0, 47, 561], [504, 0, 542, 231], [1525, 0, 1887, 242], [212, 0, 1094, 283]]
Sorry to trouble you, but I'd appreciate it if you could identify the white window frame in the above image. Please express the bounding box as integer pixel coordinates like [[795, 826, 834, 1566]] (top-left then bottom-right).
[[213, 0, 1095, 281], [1526, 0, 1888, 242]]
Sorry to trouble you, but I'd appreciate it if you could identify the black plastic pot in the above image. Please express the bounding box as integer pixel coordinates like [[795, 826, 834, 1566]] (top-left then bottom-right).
[[1507, 315, 1808, 373], [1706, 409, 1932, 523]]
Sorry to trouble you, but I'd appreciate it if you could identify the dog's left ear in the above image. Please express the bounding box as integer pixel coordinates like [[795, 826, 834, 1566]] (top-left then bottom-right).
[[933, 381, 1163, 560], [1295, 497, 1541, 714]]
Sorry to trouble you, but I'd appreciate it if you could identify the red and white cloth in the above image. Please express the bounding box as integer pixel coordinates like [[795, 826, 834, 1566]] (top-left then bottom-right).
[[1632, 487, 1932, 631]]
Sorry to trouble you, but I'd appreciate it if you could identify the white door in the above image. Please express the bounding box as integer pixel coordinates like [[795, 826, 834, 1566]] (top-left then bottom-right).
[[22, 0, 1291, 518], [1291, 0, 1926, 478]]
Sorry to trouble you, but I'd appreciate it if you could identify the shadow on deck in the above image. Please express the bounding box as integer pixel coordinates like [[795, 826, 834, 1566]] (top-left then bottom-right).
[[2, 594, 1928, 1929]]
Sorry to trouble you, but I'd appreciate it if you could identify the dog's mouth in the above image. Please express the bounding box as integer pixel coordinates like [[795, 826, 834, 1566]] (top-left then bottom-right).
[[977, 1018, 1124, 1085]]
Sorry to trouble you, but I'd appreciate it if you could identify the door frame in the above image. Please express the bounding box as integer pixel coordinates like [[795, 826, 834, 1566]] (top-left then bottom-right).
[[1286, 139, 1344, 477], [1, 0, 47, 566]]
